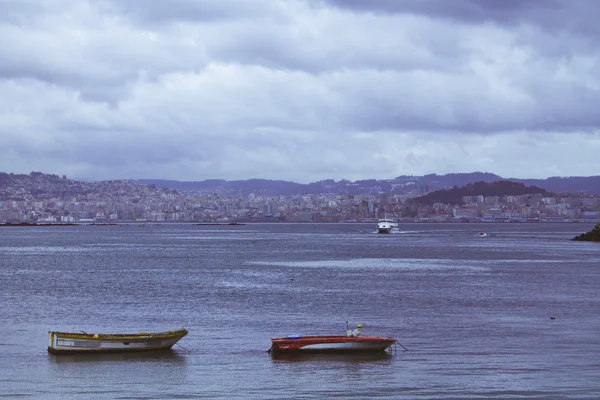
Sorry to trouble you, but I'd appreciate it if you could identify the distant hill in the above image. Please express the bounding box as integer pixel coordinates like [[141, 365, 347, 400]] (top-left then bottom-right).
[[136, 172, 600, 196], [415, 172, 504, 189], [0, 171, 171, 201], [2, 171, 600, 200], [511, 176, 600, 194], [410, 181, 551, 206]]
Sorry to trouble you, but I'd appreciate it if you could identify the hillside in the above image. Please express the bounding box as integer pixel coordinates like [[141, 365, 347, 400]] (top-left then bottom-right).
[[136, 173, 600, 196], [2, 171, 600, 200], [0, 171, 175, 201], [410, 181, 551, 206], [572, 223, 600, 242]]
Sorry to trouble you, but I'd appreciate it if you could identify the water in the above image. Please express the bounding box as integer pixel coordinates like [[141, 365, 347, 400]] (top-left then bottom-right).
[[1, 223, 599, 399]]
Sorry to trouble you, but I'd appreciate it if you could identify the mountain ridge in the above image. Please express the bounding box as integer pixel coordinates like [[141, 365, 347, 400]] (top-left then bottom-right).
[[134, 172, 600, 196], [2, 171, 600, 198]]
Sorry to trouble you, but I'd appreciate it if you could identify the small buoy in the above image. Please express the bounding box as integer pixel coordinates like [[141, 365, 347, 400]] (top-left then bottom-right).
[[93, 333, 99, 338]]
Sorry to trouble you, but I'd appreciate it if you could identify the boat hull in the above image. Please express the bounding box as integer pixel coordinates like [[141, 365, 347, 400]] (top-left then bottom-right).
[[270, 335, 396, 353], [47, 329, 188, 354]]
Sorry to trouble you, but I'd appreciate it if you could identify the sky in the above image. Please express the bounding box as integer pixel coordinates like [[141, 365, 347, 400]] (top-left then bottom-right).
[[1, 0, 599, 183]]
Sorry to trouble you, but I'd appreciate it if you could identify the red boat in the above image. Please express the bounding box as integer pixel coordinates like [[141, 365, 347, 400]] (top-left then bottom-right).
[[269, 334, 397, 353]]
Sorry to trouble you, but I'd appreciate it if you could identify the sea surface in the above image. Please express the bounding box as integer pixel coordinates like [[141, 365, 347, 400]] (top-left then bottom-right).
[[1, 222, 599, 399]]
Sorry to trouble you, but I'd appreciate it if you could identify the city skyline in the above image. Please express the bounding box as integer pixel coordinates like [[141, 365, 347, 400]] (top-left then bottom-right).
[[1, 0, 599, 183], [2, 170, 600, 225]]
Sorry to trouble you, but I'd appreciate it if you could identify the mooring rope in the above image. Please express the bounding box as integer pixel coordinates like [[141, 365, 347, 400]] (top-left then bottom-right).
[[175, 343, 191, 353], [396, 340, 408, 351]]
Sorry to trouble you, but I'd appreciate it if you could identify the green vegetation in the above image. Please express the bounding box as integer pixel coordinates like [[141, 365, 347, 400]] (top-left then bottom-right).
[[411, 180, 551, 206], [572, 223, 600, 242]]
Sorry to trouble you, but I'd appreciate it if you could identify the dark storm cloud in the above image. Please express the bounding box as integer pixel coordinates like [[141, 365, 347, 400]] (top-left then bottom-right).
[[324, 0, 553, 18], [324, 0, 600, 39], [312, 0, 600, 133], [324, 0, 557, 24]]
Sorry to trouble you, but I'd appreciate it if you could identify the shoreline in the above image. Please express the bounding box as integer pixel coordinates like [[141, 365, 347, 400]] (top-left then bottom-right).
[[2, 220, 600, 227]]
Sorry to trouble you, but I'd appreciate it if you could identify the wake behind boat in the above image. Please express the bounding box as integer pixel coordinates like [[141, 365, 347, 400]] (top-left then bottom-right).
[[47, 328, 188, 354]]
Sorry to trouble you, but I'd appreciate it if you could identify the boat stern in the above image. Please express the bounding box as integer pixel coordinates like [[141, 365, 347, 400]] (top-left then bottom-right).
[[48, 331, 56, 352]]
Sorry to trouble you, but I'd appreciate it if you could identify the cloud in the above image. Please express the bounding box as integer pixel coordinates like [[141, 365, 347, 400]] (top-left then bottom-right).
[[322, 0, 594, 31], [0, 0, 598, 182]]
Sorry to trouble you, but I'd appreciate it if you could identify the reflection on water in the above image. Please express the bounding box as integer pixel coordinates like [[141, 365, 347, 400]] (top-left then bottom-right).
[[270, 351, 394, 363], [48, 349, 187, 364], [248, 258, 489, 271]]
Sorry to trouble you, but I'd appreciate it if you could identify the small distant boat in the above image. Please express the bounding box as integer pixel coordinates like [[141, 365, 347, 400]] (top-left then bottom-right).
[[377, 215, 397, 234], [47, 328, 188, 354], [477, 232, 488, 237]]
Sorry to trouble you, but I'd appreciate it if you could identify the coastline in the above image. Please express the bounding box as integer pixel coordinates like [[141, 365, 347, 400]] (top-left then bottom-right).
[[2, 220, 600, 227]]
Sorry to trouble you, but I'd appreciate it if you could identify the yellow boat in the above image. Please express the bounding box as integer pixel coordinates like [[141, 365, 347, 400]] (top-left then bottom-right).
[[47, 328, 188, 354]]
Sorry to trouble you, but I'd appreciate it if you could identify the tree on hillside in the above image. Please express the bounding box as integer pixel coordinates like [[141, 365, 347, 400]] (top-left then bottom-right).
[[411, 180, 551, 206]]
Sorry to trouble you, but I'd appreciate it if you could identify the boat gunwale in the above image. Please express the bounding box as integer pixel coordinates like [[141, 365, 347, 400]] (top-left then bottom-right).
[[271, 335, 396, 344], [48, 329, 188, 341]]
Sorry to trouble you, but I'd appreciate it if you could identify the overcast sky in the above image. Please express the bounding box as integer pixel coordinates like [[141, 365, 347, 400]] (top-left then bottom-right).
[[1, 0, 599, 183]]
